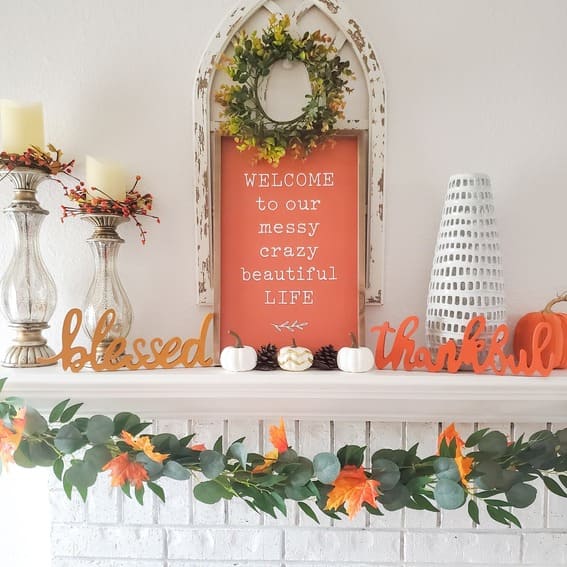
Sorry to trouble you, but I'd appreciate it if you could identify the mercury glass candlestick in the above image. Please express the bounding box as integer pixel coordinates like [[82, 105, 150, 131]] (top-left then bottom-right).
[[0, 169, 57, 367], [81, 214, 132, 362]]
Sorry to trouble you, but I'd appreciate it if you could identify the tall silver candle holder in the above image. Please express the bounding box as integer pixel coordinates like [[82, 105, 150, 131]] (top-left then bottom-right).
[[0, 169, 57, 367], [81, 214, 132, 362]]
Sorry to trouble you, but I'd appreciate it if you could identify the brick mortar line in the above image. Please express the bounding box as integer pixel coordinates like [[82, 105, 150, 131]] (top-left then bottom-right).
[[50, 521, 567, 534]]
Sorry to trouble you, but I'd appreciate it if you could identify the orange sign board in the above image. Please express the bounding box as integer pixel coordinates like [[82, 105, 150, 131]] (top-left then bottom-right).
[[217, 135, 363, 351]]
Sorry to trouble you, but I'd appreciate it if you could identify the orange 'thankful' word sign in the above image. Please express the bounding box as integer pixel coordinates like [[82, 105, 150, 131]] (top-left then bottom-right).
[[371, 315, 554, 376], [40, 309, 214, 372], [218, 135, 362, 351]]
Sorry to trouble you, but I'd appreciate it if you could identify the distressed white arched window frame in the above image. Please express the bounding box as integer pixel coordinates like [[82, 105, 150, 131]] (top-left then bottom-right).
[[194, 0, 385, 305]]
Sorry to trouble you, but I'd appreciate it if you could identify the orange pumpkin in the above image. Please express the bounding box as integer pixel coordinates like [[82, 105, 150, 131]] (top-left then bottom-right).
[[513, 295, 567, 368]]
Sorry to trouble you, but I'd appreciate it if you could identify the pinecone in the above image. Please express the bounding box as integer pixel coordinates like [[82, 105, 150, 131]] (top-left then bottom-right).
[[313, 344, 339, 370], [255, 343, 279, 370]]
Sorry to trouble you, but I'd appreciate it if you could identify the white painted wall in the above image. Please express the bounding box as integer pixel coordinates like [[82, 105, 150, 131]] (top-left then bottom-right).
[[2, 0, 567, 356], [1, 1, 567, 566]]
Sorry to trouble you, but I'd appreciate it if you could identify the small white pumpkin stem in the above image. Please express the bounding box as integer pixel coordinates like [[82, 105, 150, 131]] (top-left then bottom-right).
[[544, 293, 567, 313], [349, 332, 359, 348], [292, 338, 297, 348], [228, 330, 243, 348]]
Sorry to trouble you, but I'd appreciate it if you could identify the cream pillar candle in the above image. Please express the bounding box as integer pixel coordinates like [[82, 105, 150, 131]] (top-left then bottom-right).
[[0, 100, 45, 154], [86, 156, 127, 202]]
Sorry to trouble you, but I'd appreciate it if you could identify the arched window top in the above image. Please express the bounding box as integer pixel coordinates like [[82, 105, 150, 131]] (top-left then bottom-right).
[[194, 0, 385, 304]]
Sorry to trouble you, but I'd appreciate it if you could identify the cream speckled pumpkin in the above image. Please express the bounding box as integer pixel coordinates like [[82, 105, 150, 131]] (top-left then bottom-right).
[[277, 339, 313, 371]]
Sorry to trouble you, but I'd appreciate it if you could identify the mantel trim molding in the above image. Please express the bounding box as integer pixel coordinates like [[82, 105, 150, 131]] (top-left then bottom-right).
[[3, 367, 567, 422]]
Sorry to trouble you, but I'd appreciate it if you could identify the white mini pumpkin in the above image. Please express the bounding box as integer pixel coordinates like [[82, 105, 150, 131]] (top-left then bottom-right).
[[220, 330, 257, 371], [277, 339, 313, 371], [337, 332, 375, 373]]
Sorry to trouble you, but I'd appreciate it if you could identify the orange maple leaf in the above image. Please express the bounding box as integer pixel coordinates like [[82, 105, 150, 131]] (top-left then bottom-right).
[[0, 408, 26, 469], [269, 418, 289, 453], [102, 452, 149, 489], [252, 448, 279, 474], [438, 423, 465, 452], [121, 430, 169, 463], [251, 418, 290, 474], [438, 423, 473, 485], [325, 465, 380, 519]]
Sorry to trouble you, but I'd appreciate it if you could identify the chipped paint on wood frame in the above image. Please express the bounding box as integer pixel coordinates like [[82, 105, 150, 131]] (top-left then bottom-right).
[[194, 0, 385, 305]]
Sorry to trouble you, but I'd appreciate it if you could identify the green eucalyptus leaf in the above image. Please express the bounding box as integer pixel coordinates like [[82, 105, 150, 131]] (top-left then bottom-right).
[[163, 460, 191, 481], [200, 450, 225, 480], [193, 480, 231, 504], [468, 499, 480, 524], [28, 440, 58, 466], [0, 377, 7, 392], [213, 435, 223, 454], [487, 505, 521, 527], [505, 483, 537, 508], [74, 417, 89, 433], [372, 458, 401, 491], [147, 481, 165, 503], [84, 445, 112, 471], [136, 453, 164, 480], [4, 396, 24, 408], [478, 431, 508, 456], [379, 482, 411, 511], [128, 422, 152, 437], [284, 484, 313, 501], [410, 493, 439, 513], [152, 433, 181, 454], [433, 457, 461, 483], [64, 460, 98, 490], [465, 428, 490, 448], [113, 412, 140, 436], [49, 399, 70, 423], [278, 448, 298, 464], [55, 423, 86, 454], [59, 403, 83, 423], [288, 457, 314, 488], [86, 415, 115, 445], [24, 407, 48, 436], [313, 452, 340, 484], [228, 442, 248, 469], [53, 458, 64, 481], [475, 461, 504, 490], [270, 491, 287, 516], [298, 501, 319, 524], [337, 445, 365, 467], [13, 440, 35, 468], [543, 475, 567, 498], [135, 486, 145, 505], [434, 479, 466, 510]]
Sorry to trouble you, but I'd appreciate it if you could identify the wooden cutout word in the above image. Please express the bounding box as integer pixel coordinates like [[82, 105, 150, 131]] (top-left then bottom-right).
[[371, 315, 555, 377], [41, 309, 214, 372]]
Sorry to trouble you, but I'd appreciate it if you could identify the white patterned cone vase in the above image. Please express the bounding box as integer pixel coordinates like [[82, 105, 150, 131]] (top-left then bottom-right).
[[425, 173, 506, 361]]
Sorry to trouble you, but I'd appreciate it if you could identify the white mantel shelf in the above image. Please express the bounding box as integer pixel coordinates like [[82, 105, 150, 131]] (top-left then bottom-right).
[[2, 366, 567, 422]]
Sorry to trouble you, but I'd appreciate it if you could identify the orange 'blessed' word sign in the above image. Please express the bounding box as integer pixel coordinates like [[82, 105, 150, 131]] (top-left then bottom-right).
[[219, 136, 361, 350], [371, 315, 555, 376], [40, 309, 214, 372]]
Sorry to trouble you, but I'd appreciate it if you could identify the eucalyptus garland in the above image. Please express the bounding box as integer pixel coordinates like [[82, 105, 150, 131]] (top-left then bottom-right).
[[1, 377, 567, 526], [215, 15, 354, 165]]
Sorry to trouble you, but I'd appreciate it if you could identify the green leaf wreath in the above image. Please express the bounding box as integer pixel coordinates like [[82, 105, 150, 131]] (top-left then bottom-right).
[[2, 379, 567, 526], [215, 14, 354, 165]]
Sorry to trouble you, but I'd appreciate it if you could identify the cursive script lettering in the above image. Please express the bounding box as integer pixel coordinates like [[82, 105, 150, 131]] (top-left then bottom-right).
[[40, 309, 214, 372], [370, 315, 555, 377]]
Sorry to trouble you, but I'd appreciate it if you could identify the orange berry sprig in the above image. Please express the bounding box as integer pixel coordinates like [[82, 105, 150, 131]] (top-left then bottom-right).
[[61, 176, 159, 245], [0, 145, 75, 180]]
